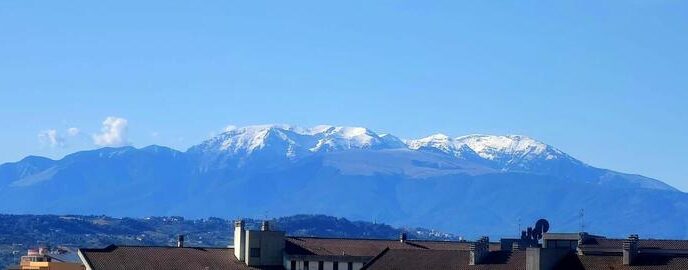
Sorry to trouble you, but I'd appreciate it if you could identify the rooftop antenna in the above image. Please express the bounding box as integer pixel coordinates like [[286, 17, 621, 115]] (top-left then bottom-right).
[[579, 208, 585, 232], [517, 217, 522, 236]]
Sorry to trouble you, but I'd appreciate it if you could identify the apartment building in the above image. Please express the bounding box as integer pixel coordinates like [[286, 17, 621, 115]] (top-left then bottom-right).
[[77, 220, 688, 270]]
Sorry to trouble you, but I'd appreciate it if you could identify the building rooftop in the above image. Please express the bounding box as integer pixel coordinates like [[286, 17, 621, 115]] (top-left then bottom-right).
[[554, 252, 688, 270], [284, 236, 480, 258], [581, 238, 688, 251], [79, 245, 282, 270], [75, 222, 688, 270], [361, 249, 526, 270]]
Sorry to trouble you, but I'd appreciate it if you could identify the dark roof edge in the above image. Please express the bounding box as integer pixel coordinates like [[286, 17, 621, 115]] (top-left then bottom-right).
[[77, 248, 95, 270], [79, 244, 233, 252], [287, 236, 469, 243], [360, 247, 390, 270]]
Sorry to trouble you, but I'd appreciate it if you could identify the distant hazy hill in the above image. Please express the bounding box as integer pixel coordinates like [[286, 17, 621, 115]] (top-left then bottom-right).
[[1, 124, 686, 239], [0, 214, 452, 268]]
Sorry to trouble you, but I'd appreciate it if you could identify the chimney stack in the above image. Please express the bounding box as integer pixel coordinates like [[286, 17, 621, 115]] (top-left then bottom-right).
[[261, 221, 270, 231], [576, 232, 589, 255], [512, 241, 522, 251], [469, 236, 489, 265], [234, 220, 246, 261], [400, 232, 408, 243], [177, 235, 185, 248], [622, 234, 639, 265]]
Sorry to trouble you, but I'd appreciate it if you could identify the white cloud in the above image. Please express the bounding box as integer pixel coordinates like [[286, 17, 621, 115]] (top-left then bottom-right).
[[93, 117, 130, 147], [38, 129, 65, 148], [67, 127, 80, 136]]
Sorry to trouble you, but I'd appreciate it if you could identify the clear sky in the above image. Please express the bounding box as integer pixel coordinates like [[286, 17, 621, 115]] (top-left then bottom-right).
[[1, 1, 686, 190]]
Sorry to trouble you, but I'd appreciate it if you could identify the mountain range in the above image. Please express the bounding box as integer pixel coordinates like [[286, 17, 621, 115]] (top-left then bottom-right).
[[1, 124, 686, 239]]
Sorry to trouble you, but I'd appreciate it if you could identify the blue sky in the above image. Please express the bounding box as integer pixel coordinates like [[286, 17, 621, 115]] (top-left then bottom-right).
[[0, 1, 687, 190]]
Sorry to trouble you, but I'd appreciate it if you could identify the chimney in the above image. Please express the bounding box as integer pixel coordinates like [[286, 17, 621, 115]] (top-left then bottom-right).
[[576, 232, 589, 255], [512, 241, 522, 251], [399, 232, 408, 243], [469, 236, 489, 265], [622, 234, 639, 265], [177, 235, 185, 248], [261, 221, 270, 231], [234, 220, 246, 261]]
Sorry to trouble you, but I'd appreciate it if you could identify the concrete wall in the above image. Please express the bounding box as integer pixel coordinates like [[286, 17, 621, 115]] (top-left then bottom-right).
[[234, 222, 246, 261], [245, 230, 285, 266], [526, 248, 570, 270]]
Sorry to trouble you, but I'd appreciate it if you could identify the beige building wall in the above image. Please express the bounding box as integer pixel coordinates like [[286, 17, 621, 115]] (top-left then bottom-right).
[[18, 261, 84, 270]]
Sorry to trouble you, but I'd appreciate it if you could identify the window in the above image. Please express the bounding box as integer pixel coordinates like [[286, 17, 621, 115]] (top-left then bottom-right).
[[347, 262, 353, 270], [249, 248, 260, 257], [318, 261, 324, 270], [333, 261, 339, 270], [304, 261, 309, 270], [290, 260, 296, 270]]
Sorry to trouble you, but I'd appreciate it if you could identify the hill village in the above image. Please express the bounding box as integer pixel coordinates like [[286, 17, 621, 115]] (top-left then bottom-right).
[[8, 217, 688, 270]]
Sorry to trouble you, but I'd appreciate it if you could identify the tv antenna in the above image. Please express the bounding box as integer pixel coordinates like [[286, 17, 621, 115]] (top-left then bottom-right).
[[579, 209, 585, 232]]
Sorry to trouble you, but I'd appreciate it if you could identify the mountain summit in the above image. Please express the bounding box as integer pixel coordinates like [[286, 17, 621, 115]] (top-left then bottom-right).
[[0, 124, 685, 238], [188, 125, 405, 158]]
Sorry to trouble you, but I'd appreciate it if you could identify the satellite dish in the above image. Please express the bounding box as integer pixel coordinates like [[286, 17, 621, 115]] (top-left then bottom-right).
[[535, 219, 550, 233], [533, 219, 550, 240], [520, 218, 551, 241]]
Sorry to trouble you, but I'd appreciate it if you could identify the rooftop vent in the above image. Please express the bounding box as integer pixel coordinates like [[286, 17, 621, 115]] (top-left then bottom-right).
[[469, 236, 489, 265], [622, 234, 639, 265], [177, 235, 185, 248]]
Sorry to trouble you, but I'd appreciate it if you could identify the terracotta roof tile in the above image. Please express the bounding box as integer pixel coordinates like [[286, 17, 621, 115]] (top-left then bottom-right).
[[79, 245, 282, 270], [361, 249, 526, 270], [285, 237, 474, 257], [555, 252, 688, 270], [582, 238, 688, 250]]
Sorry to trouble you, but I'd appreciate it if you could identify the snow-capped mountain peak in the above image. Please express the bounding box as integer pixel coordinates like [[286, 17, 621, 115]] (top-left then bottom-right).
[[455, 134, 562, 160], [406, 133, 475, 158], [189, 125, 405, 158], [188, 125, 585, 173], [406, 133, 451, 149], [404, 133, 581, 172], [309, 126, 403, 152]]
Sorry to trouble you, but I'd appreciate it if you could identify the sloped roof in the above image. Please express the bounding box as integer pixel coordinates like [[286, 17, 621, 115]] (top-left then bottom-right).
[[582, 238, 688, 250], [361, 249, 526, 270], [285, 237, 477, 257], [79, 245, 283, 270], [554, 252, 688, 270]]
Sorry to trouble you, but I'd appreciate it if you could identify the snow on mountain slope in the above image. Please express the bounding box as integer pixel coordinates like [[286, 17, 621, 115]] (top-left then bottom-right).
[[182, 124, 676, 191], [406, 134, 480, 159], [188, 125, 311, 158], [406, 133, 585, 171], [188, 125, 405, 158], [310, 126, 406, 152], [455, 134, 564, 161]]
